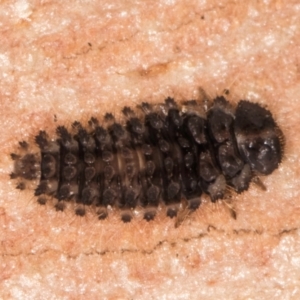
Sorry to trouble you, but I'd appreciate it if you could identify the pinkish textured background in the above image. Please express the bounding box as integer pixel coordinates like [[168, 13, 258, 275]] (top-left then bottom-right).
[[0, 0, 300, 299]]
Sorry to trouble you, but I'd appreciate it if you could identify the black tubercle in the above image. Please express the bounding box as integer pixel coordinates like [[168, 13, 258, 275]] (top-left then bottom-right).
[[10, 97, 284, 222]]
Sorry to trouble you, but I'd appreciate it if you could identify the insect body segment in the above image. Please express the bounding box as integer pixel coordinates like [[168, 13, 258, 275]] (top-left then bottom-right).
[[10, 97, 284, 222]]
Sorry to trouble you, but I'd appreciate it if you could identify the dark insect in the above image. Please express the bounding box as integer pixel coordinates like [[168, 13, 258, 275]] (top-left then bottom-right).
[[10, 96, 284, 223]]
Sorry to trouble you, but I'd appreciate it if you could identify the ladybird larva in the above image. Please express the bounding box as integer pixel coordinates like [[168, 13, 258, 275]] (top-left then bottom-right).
[[10, 96, 284, 223]]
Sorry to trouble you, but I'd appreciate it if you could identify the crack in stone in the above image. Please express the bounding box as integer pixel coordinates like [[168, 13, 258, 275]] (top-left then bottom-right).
[[1, 226, 298, 258]]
